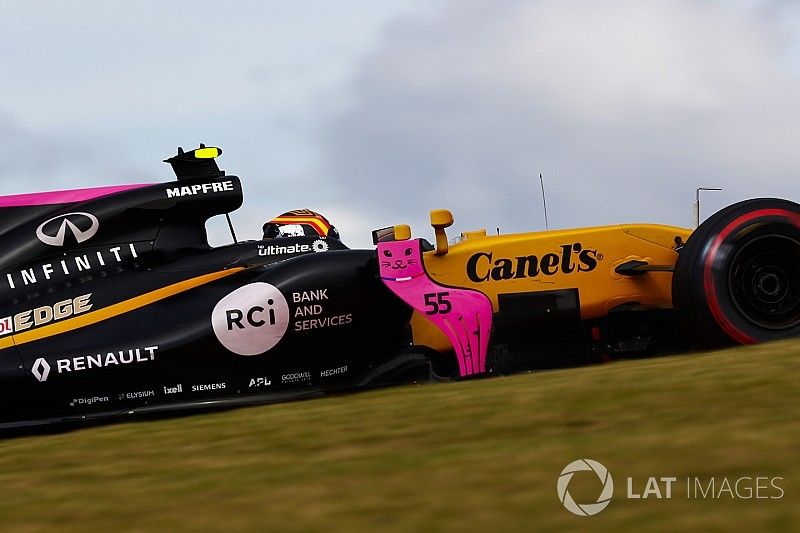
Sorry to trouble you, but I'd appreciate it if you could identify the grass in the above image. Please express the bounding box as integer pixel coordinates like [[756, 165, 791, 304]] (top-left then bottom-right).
[[0, 340, 798, 532]]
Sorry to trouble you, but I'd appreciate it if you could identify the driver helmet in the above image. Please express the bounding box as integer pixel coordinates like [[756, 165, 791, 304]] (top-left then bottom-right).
[[262, 209, 340, 240]]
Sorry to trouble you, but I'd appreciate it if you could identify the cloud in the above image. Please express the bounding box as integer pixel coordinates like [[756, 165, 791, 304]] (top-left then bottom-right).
[[323, 0, 800, 246], [0, 113, 90, 188], [0, 111, 155, 195], [0, 1, 439, 244]]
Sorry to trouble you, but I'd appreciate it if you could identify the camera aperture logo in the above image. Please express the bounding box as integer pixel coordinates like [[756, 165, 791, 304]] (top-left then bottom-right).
[[557, 459, 785, 516], [557, 459, 614, 516]]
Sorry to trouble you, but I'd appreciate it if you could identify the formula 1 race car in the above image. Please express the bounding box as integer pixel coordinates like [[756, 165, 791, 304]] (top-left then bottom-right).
[[0, 146, 797, 428], [375, 198, 800, 376]]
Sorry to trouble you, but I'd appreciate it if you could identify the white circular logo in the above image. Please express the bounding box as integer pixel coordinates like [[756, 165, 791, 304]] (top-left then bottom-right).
[[212, 282, 290, 356], [36, 212, 99, 247], [557, 459, 614, 516], [312, 239, 329, 253]]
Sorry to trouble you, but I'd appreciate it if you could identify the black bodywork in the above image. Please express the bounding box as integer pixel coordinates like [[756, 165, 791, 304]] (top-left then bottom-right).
[[0, 156, 417, 428], [3, 147, 798, 429]]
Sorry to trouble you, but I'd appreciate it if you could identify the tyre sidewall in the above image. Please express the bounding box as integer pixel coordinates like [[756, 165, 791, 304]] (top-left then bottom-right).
[[673, 198, 800, 346]]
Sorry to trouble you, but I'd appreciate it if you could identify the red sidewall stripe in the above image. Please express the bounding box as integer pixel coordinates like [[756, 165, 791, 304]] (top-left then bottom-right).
[[703, 208, 800, 344]]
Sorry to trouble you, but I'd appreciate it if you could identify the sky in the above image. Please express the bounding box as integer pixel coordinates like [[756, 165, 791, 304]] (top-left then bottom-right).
[[2, 0, 799, 247]]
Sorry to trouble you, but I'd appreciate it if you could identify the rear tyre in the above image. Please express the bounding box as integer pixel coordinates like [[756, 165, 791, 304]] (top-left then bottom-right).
[[672, 198, 800, 347]]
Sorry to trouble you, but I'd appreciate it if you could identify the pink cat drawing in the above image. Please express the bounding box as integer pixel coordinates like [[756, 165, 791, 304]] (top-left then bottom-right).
[[377, 238, 493, 377]]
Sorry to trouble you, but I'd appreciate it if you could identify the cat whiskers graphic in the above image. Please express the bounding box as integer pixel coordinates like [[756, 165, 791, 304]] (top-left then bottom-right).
[[379, 246, 422, 282], [376, 238, 494, 377]]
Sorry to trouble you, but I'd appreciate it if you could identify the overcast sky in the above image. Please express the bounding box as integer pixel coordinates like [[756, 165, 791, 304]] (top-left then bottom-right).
[[2, 0, 799, 247]]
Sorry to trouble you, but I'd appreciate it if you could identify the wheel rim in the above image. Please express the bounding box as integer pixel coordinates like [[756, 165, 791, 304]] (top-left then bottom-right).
[[728, 233, 800, 330]]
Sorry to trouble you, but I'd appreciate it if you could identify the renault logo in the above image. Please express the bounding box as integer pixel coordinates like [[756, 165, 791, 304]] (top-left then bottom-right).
[[36, 212, 99, 247], [32, 358, 51, 382]]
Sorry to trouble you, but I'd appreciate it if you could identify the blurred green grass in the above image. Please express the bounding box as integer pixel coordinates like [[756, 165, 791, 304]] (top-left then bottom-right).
[[0, 341, 798, 532]]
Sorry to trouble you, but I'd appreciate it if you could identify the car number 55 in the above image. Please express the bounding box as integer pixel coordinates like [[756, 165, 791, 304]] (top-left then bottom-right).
[[423, 292, 452, 315]]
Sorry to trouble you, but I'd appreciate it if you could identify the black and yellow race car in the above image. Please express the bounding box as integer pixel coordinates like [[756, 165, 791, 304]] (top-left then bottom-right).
[[0, 146, 797, 428], [377, 195, 799, 376]]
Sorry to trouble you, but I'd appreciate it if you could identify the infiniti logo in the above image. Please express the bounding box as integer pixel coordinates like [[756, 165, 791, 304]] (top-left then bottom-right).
[[36, 212, 99, 247]]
